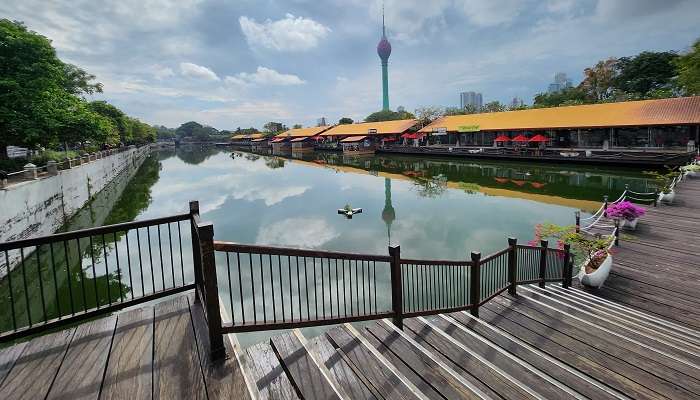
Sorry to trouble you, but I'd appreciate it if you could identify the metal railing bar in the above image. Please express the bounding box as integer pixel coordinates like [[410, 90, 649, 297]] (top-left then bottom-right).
[[146, 227, 155, 294], [0, 213, 191, 251], [125, 230, 134, 301], [35, 246, 47, 322], [157, 225, 165, 291], [400, 258, 471, 266], [113, 232, 124, 302], [213, 241, 391, 262], [177, 221, 185, 286]]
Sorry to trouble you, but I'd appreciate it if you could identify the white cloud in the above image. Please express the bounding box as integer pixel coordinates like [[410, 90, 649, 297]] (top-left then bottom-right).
[[455, 0, 525, 27], [149, 65, 175, 80], [180, 62, 220, 81], [227, 66, 305, 86], [256, 218, 339, 248], [239, 13, 331, 51]]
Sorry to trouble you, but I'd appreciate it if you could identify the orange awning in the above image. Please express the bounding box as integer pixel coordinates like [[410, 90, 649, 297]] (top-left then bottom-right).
[[340, 136, 367, 143]]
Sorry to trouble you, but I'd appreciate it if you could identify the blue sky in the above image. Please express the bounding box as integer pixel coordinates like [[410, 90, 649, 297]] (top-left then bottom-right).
[[2, 0, 699, 130]]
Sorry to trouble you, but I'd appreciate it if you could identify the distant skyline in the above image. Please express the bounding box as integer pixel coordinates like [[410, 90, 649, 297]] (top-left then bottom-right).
[[2, 0, 699, 130]]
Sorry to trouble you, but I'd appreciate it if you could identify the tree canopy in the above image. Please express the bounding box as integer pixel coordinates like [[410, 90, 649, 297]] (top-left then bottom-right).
[[364, 109, 415, 122], [675, 38, 700, 95], [613, 51, 678, 97], [338, 117, 353, 124], [0, 19, 153, 159]]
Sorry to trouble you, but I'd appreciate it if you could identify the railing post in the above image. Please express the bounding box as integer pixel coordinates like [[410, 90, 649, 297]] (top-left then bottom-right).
[[653, 189, 659, 207], [507, 237, 517, 296], [562, 243, 572, 288], [197, 222, 226, 359], [575, 211, 581, 233], [190, 201, 202, 304], [388, 245, 403, 330], [614, 219, 620, 246], [538, 240, 548, 288], [470, 252, 481, 317], [603, 195, 609, 217]]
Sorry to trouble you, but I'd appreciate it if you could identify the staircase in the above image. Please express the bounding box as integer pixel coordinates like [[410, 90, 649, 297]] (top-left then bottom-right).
[[236, 285, 700, 400]]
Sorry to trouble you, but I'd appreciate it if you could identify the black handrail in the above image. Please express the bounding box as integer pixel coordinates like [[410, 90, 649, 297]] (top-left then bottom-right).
[[1, 202, 574, 363]]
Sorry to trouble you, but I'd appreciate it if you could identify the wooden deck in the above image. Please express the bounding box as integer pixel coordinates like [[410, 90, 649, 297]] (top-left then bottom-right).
[[3, 285, 696, 399], [581, 177, 700, 330], [0, 291, 252, 400], [1, 179, 699, 399]]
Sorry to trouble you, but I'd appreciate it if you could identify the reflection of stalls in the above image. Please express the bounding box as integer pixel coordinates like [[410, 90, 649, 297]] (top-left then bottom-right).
[[251, 137, 270, 150], [271, 137, 291, 154], [340, 136, 375, 155], [290, 137, 315, 152]]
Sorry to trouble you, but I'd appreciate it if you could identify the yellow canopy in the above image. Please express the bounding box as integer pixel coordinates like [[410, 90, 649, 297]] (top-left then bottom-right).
[[322, 119, 418, 137]]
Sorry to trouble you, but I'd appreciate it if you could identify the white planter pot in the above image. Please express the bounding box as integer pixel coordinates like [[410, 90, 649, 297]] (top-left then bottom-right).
[[578, 253, 612, 289], [624, 217, 639, 230], [659, 190, 675, 204]]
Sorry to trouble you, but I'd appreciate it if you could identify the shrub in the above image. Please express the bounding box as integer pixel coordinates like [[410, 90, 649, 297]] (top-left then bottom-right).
[[606, 201, 646, 221]]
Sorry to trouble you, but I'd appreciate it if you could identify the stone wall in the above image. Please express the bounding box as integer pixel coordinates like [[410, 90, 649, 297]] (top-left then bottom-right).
[[0, 146, 149, 244]]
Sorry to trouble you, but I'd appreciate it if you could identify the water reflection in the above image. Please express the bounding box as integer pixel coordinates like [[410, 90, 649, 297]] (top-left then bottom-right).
[[0, 154, 167, 332]]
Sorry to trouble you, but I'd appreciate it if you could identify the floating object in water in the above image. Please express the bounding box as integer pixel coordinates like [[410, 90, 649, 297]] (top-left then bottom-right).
[[338, 205, 362, 219]]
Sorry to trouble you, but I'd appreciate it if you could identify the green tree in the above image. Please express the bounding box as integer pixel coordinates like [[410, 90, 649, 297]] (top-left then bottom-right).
[[89, 101, 129, 143], [175, 121, 203, 138], [62, 63, 103, 96], [292, 124, 303, 129], [675, 38, 700, 95], [153, 125, 176, 140], [613, 51, 678, 97], [338, 117, 353, 124], [364, 109, 415, 122], [0, 20, 67, 158], [533, 87, 588, 107], [443, 104, 479, 116], [482, 101, 506, 113], [263, 121, 287, 135], [580, 58, 618, 101], [414, 106, 442, 127]]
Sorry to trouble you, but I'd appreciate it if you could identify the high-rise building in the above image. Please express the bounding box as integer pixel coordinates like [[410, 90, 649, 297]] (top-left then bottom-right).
[[317, 117, 327, 127], [460, 91, 483, 110], [510, 97, 524, 108], [377, 5, 391, 111], [547, 72, 573, 93]]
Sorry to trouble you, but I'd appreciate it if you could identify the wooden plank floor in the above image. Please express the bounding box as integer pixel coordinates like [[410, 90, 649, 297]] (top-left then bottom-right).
[[580, 177, 700, 330], [0, 291, 252, 400], [1, 286, 697, 399]]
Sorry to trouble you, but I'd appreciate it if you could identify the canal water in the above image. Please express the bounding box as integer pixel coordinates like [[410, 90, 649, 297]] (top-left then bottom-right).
[[1, 147, 656, 345]]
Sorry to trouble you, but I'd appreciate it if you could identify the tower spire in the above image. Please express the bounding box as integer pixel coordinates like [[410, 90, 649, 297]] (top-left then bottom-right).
[[382, 2, 386, 37]]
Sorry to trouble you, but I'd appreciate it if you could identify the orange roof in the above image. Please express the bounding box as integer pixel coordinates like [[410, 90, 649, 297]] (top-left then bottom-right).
[[322, 119, 418, 136], [231, 133, 264, 140], [420, 96, 700, 133], [340, 135, 367, 143], [276, 126, 331, 138]]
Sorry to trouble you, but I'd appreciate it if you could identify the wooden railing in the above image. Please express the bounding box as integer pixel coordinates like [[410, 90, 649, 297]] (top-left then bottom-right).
[[0, 210, 195, 342], [1, 201, 573, 361], [190, 214, 573, 356]]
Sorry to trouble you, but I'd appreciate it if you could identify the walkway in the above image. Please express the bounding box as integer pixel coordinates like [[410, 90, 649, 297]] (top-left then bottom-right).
[[581, 177, 700, 330], [2, 286, 698, 399]]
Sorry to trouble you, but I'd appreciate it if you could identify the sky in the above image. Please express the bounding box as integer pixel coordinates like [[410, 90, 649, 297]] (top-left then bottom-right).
[[2, 0, 699, 130]]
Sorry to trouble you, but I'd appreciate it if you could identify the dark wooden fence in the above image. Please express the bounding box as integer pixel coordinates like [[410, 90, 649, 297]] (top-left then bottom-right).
[[1, 200, 573, 360]]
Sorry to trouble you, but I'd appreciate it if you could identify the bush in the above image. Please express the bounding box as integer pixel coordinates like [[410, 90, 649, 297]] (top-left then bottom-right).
[[606, 201, 646, 221]]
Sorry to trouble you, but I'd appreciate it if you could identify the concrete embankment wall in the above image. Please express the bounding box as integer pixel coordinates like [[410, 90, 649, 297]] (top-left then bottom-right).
[[0, 146, 149, 244]]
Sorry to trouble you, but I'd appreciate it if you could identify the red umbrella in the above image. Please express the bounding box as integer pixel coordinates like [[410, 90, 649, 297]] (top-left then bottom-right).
[[512, 134, 529, 142], [494, 135, 511, 142], [401, 133, 418, 139], [529, 134, 549, 142], [382, 137, 397, 142], [311, 136, 324, 141]]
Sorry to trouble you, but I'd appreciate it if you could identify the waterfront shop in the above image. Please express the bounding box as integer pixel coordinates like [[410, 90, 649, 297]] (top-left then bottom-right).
[[230, 133, 266, 146], [273, 126, 331, 153], [321, 119, 419, 153], [420, 96, 700, 152]]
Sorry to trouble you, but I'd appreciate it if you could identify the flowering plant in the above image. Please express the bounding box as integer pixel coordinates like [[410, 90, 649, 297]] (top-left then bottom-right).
[[529, 223, 613, 271], [605, 201, 645, 221]]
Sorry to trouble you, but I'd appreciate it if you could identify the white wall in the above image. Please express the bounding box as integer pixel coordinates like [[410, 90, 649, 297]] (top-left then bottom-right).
[[0, 146, 149, 244]]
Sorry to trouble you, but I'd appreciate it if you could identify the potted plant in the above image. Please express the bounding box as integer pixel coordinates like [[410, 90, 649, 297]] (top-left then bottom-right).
[[605, 201, 646, 230], [643, 167, 679, 204], [532, 223, 614, 288], [681, 164, 700, 178]]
